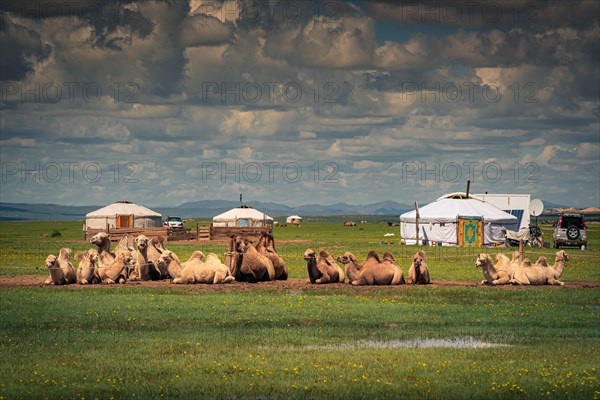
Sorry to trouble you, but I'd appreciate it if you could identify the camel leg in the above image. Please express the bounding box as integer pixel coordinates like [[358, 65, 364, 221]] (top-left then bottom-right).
[[241, 265, 257, 283], [213, 272, 225, 284], [278, 269, 288, 281], [316, 273, 330, 284], [44, 277, 53, 285], [547, 277, 564, 286]]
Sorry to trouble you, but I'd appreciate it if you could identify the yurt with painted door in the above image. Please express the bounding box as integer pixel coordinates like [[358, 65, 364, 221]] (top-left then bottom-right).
[[85, 201, 162, 230], [399, 197, 518, 246]]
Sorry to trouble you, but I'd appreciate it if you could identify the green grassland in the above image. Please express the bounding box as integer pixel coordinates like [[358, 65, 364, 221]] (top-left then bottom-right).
[[0, 220, 599, 399]]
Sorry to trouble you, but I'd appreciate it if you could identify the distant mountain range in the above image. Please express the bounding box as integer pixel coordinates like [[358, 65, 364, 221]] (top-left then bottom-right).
[[0, 200, 415, 221], [0, 199, 586, 222]]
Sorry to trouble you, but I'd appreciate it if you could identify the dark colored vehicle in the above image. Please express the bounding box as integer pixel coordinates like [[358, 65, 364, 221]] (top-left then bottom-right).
[[553, 214, 587, 249]]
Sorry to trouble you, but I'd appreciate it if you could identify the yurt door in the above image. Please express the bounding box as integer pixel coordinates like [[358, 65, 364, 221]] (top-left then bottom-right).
[[117, 214, 133, 228], [458, 217, 482, 247]]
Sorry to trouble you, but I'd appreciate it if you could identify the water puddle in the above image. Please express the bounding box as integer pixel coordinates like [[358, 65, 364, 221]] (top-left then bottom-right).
[[268, 336, 511, 350]]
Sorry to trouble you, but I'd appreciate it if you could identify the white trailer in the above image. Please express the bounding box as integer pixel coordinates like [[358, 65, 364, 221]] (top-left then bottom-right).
[[475, 194, 531, 230]]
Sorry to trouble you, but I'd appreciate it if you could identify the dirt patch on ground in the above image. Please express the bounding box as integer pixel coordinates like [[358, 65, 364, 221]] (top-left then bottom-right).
[[1, 276, 598, 291]]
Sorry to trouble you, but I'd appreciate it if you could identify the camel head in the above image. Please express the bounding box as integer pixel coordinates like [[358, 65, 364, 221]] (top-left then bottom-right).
[[157, 250, 176, 269], [336, 252, 357, 265], [522, 258, 532, 267], [303, 249, 316, 260], [135, 235, 148, 251], [90, 232, 110, 246], [556, 250, 569, 263], [232, 236, 247, 253], [412, 251, 425, 268], [475, 253, 490, 268], [45, 254, 58, 269]]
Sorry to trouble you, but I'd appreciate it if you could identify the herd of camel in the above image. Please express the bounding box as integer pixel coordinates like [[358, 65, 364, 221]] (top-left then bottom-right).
[[476, 250, 569, 286], [41, 232, 569, 287]]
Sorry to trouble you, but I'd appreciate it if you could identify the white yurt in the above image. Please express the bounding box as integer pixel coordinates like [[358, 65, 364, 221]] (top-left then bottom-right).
[[85, 201, 162, 230], [212, 205, 273, 228], [286, 215, 302, 223], [399, 197, 518, 246]]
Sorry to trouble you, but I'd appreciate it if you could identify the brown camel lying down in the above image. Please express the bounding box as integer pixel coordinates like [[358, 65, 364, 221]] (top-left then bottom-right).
[[44, 248, 77, 285], [228, 236, 274, 282], [257, 233, 288, 280], [303, 249, 345, 284], [336, 251, 403, 285], [407, 250, 431, 284]]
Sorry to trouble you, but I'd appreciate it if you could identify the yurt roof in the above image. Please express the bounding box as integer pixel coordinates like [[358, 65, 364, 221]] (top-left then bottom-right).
[[288, 215, 302, 219], [86, 201, 162, 218], [213, 206, 273, 222], [400, 198, 517, 224]]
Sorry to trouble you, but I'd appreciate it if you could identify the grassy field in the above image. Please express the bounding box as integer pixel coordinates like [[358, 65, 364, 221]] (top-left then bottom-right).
[[0, 220, 599, 399]]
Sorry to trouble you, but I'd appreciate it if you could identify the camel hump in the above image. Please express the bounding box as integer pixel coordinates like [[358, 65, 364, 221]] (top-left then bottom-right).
[[382, 252, 396, 262], [59, 248, 72, 260], [366, 250, 381, 262], [318, 250, 330, 259], [151, 236, 164, 247], [75, 251, 86, 262], [416, 250, 426, 259]]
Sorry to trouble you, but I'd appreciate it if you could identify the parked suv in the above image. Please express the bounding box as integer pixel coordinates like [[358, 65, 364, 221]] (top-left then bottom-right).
[[553, 213, 587, 249], [164, 216, 184, 229]]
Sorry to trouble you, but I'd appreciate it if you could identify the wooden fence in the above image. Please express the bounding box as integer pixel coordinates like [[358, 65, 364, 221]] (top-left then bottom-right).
[[84, 226, 210, 242], [209, 226, 272, 241]]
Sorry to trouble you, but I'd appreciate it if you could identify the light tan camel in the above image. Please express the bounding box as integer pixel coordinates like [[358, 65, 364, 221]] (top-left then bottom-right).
[[132, 235, 165, 281], [228, 236, 275, 282], [303, 249, 345, 284], [475, 253, 512, 285], [115, 235, 135, 258], [98, 253, 134, 284], [256, 233, 288, 280], [336, 251, 402, 285], [407, 250, 431, 284], [155, 250, 183, 280], [75, 249, 100, 285], [510, 250, 569, 286], [90, 232, 112, 254], [44, 248, 77, 285], [160, 251, 235, 284]]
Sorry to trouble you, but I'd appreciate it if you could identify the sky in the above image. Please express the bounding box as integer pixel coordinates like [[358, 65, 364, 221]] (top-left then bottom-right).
[[0, 0, 599, 208]]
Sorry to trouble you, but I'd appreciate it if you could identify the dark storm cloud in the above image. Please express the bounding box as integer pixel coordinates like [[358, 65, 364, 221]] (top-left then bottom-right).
[[365, 0, 599, 30], [0, 16, 51, 80]]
